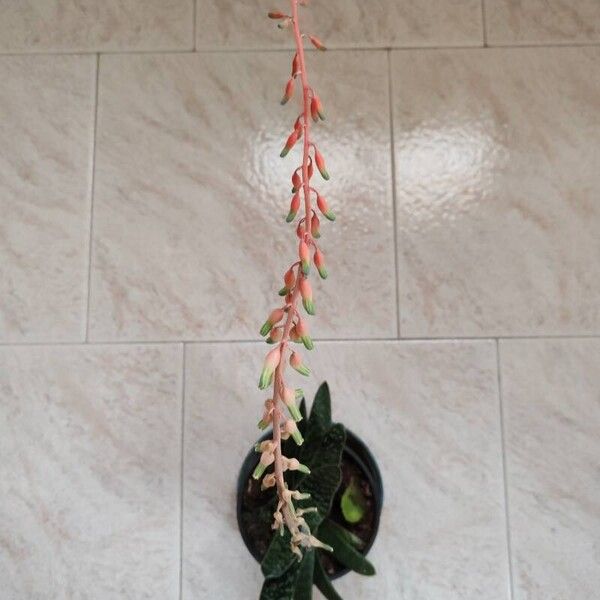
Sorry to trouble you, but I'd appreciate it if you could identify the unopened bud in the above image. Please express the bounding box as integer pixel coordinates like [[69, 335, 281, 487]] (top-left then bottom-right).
[[283, 387, 303, 421], [286, 192, 300, 222], [314, 148, 330, 180], [268, 11, 287, 19], [299, 240, 311, 275], [299, 278, 315, 315], [266, 326, 283, 344], [317, 193, 335, 221], [311, 95, 325, 121], [283, 419, 304, 446], [314, 248, 327, 279], [290, 351, 310, 376], [259, 347, 280, 390], [291, 53, 300, 77], [311, 214, 321, 238], [291, 171, 301, 193], [253, 450, 275, 479], [308, 35, 327, 51], [280, 129, 298, 157], [260, 308, 285, 337], [281, 78, 294, 105], [295, 317, 314, 350]]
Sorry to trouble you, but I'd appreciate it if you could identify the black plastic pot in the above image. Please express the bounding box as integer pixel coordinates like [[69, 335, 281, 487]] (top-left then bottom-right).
[[236, 428, 383, 579]]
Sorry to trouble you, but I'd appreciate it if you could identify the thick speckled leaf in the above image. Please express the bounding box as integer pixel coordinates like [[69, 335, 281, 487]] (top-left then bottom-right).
[[261, 528, 295, 579], [299, 423, 345, 480], [313, 557, 343, 600], [293, 549, 315, 600], [309, 382, 332, 432], [321, 518, 364, 549], [298, 464, 342, 529], [317, 520, 376, 576], [260, 558, 300, 600]]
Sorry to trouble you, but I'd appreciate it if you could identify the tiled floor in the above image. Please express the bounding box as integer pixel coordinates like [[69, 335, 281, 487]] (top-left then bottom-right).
[[1, 1, 599, 599]]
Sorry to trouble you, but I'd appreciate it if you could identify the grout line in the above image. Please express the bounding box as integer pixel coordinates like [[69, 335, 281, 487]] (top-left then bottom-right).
[[84, 53, 100, 342], [495, 340, 516, 600], [179, 343, 187, 600], [2, 333, 600, 349], [192, 0, 197, 51], [481, 0, 488, 47], [387, 50, 402, 339], [3, 40, 600, 60]]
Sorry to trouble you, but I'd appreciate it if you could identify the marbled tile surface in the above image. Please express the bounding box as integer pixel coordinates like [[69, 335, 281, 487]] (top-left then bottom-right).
[[0, 0, 193, 53], [485, 0, 600, 45], [0, 344, 183, 599], [183, 341, 509, 600], [392, 47, 600, 338], [0, 55, 96, 343], [196, 0, 483, 50], [499, 339, 600, 600], [89, 51, 396, 342]]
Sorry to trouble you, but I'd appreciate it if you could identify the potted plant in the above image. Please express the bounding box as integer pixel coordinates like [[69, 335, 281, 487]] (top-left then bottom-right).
[[238, 2, 384, 598]]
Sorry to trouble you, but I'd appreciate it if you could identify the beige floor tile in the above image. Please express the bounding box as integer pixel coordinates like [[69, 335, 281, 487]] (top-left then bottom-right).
[[0, 0, 193, 53], [89, 51, 396, 342], [0, 344, 183, 599], [485, 0, 600, 45], [393, 48, 600, 337], [0, 55, 96, 342], [499, 339, 600, 600], [196, 0, 483, 50], [183, 340, 509, 599]]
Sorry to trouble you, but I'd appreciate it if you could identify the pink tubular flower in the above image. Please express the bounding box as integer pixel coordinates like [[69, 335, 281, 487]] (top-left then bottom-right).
[[291, 53, 300, 77], [314, 147, 329, 180], [295, 317, 314, 350], [308, 35, 327, 51], [310, 213, 320, 238], [299, 240, 311, 275], [253, 449, 275, 479], [266, 326, 283, 344], [281, 78, 295, 105], [279, 267, 296, 296], [314, 247, 327, 280], [268, 11, 287, 19], [283, 419, 304, 445], [290, 350, 310, 376], [260, 308, 285, 336], [310, 95, 325, 122], [258, 347, 281, 390], [280, 129, 299, 157], [283, 387, 303, 421], [291, 171, 301, 193], [316, 193, 335, 221], [287, 192, 301, 223], [299, 277, 315, 315]]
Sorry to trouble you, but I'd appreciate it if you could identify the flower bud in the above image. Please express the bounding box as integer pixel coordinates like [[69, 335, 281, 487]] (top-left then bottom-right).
[[277, 17, 292, 29], [291, 53, 300, 78], [255, 440, 276, 453], [283, 387, 303, 421], [299, 278, 315, 315], [280, 129, 298, 157], [283, 419, 304, 446], [314, 248, 328, 279], [253, 450, 275, 479], [308, 35, 327, 51], [317, 193, 335, 221], [279, 268, 296, 296], [307, 157, 314, 180], [268, 11, 287, 19], [286, 192, 300, 222], [296, 220, 304, 239], [311, 95, 325, 121], [291, 171, 301, 193], [290, 351, 310, 376], [261, 473, 277, 490], [310, 213, 321, 238], [260, 308, 285, 337], [295, 317, 314, 350], [314, 148, 330, 180], [257, 399, 274, 429], [266, 326, 283, 344], [299, 240, 310, 275], [281, 78, 294, 105], [289, 325, 301, 343], [259, 347, 281, 390], [285, 458, 311, 474]]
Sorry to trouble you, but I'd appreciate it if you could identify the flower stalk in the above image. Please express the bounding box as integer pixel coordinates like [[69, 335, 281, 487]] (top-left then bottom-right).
[[255, 0, 335, 559]]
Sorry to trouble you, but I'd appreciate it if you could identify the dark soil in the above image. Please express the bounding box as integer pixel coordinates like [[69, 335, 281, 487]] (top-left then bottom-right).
[[239, 450, 376, 577]]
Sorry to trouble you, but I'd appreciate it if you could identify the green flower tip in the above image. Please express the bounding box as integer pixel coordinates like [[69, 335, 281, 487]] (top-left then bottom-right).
[[259, 321, 273, 337], [252, 463, 267, 480], [302, 298, 316, 315]]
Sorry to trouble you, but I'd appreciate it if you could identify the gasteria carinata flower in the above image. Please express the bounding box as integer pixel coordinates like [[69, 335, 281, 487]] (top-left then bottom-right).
[[283, 419, 304, 445], [314, 147, 329, 180], [295, 317, 314, 350], [311, 213, 321, 238], [283, 387, 303, 421], [252, 449, 275, 479], [279, 267, 296, 296], [290, 350, 310, 376], [280, 129, 299, 157], [299, 240, 311, 275], [310, 95, 325, 121], [281, 78, 295, 105], [260, 308, 285, 336], [314, 247, 328, 279], [258, 347, 281, 390], [299, 277, 315, 315], [316, 193, 335, 221], [287, 192, 301, 222]]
